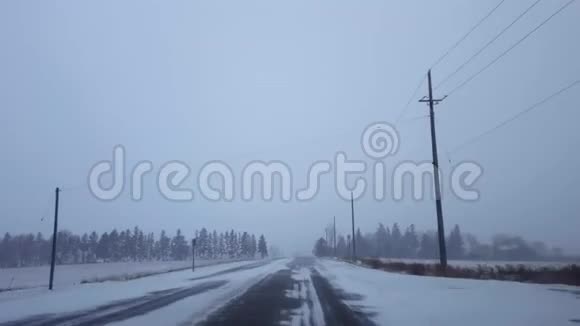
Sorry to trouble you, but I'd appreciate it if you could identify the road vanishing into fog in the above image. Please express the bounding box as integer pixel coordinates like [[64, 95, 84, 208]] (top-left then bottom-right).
[[0, 257, 376, 326]]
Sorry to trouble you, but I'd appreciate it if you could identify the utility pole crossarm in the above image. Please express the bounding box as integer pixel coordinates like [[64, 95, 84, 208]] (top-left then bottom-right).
[[419, 95, 447, 105]]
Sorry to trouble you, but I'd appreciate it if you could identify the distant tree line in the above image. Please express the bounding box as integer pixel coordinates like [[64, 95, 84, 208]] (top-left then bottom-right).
[[313, 223, 566, 262], [0, 227, 268, 268]]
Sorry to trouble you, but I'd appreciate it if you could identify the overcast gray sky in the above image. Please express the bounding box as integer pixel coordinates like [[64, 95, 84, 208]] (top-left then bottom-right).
[[1, 0, 579, 255]]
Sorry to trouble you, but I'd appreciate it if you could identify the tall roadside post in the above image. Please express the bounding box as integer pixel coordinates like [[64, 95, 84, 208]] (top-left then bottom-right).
[[49, 187, 60, 290], [192, 238, 197, 272], [350, 192, 356, 260], [419, 69, 448, 272]]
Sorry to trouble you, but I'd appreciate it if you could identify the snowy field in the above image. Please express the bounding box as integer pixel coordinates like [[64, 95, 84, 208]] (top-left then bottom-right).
[[0, 259, 236, 291], [377, 257, 578, 268], [317, 259, 580, 326]]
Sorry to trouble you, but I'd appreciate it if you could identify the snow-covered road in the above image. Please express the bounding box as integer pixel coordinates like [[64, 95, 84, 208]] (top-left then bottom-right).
[[0, 258, 578, 325], [0, 259, 290, 325]]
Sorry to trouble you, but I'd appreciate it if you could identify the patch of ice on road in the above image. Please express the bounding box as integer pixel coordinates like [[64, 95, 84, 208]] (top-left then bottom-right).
[[283, 268, 325, 326], [316, 259, 580, 326]]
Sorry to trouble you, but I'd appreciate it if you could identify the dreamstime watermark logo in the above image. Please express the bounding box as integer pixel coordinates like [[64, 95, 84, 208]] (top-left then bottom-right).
[[88, 122, 482, 202]]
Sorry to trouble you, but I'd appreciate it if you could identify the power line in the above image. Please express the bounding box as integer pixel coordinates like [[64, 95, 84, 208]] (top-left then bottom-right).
[[430, 0, 507, 69], [445, 0, 577, 97], [399, 114, 430, 124], [436, 0, 543, 90], [451, 79, 580, 153], [396, 0, 511, 125], [40, 190, 54, 222], [395, 74, 426, 125], [435, 115, 454, 165], [396, 1, 508, 125]]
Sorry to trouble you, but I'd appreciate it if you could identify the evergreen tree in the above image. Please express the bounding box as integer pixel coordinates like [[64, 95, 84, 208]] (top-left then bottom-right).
[[374, 223, 390, 257], [418, 231, 438, 259], [336, 235, 347, 257], [355, 228, 368, 257], [212, 230, 219, 259], [227, 230, 236, 258], [390, 223, 402, 258], [97, 232, 110, 261], [171, 229, 188, 260], [109, 229, 120, 261], [447, 225, 465, 259], [240, 232, 250, 257], [33, 232, 49, 265], [206, 230, 214, 259], [258, 235, 268, 258], [198, 228, 209, 259], [313, 238, 330, 257], [80, 233, 89, 263], [250, 234, 257, 258], [218, 232, 226, 258], [159, 230, 170, 260], [402, 224, 419, 258], [88, 231, 99, 262], [118, 230, 128, 260]]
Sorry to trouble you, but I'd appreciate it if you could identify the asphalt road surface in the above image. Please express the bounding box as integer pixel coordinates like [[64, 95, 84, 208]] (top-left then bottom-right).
[[1, 258, 375, 326], [201, 257, 375, 326]]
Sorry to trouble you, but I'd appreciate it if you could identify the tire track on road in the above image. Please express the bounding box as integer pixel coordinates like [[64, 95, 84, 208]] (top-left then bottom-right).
[[310, 268, 376, 326], [0, 281, 227, 326], [200, 257, 376, 326], [188, 260, 271, 282]]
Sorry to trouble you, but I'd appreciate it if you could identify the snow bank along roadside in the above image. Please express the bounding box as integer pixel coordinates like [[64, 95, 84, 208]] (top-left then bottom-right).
[[79, 258, 249, 284], [316, 259, 580, 326], [0, 260, 274, 323], [0, 258, 246, 292], [378, 257, 579, 269], [354, 257, 580, 286]]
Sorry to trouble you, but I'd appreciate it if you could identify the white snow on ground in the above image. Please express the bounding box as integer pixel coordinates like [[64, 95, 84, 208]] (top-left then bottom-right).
[[317, 259, 580, 326], [0, 259, 232, 291], [111, 258, 292, 326], [0, 259, 276, 323], [377, 257, 579, 268], [283, 267, 325, 326]]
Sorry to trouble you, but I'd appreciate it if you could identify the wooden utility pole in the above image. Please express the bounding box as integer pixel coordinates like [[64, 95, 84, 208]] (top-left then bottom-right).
[[49, 187, 60, 290], [350, 192, 356, 259], [333, 216, 336, 257], [419, 70, 448, 271], [192, 238, 197, 272]]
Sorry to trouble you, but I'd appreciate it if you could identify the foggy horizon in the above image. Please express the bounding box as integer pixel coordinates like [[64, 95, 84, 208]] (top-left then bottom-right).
[[1, 0, 579, 257]]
